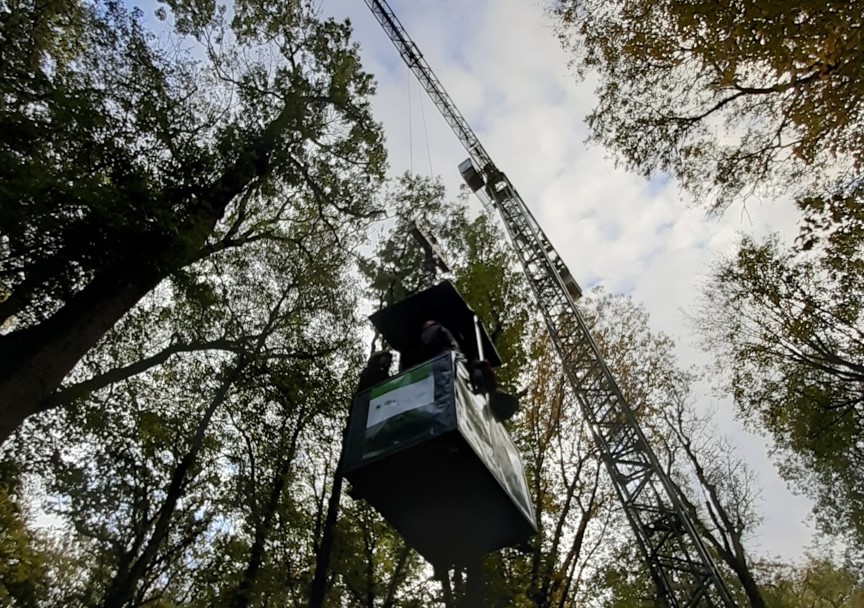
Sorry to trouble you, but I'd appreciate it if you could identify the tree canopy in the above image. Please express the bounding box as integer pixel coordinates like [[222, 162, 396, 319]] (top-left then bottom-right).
[[551, 0, 864, 213], [696, 232, 864, 568], [0, 0, 385, 441]]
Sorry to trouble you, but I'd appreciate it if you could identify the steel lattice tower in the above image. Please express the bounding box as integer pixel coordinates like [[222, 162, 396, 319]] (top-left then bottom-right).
[[362, 2, 738, 607]]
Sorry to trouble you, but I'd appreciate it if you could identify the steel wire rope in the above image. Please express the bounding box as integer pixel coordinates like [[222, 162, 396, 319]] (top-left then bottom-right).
[[417, 78, 434, 177], [407, 71, 414, 173]]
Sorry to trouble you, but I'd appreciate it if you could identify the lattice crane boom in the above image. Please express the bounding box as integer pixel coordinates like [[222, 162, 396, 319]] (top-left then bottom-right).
[[363, 2, 738, 607]]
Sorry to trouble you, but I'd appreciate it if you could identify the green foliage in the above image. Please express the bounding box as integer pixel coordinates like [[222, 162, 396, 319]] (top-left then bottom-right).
[[2, 3, 824, 601], [696, 233, 864, 561], [562, 0, 864, 572], [577, 290, 771, 608], [583, 543, 656, 608], [581, 288, 687, 416], [448, 211, 530, 391], [488, 324, 612, 608], [0, 468, 47, 607], [553, 0, 864, 580], [1, 0, 190, 325], [757, 558, 864, 608], [0, 0, 386, 439], [330, 501, 428, 608], [551, 0, 864, 213], [0, 0, 383, 327], [357, 175, 449, 308], [592, 552, 864, 608], [358, 175, 531, 388], [1, 102, 373, 602]]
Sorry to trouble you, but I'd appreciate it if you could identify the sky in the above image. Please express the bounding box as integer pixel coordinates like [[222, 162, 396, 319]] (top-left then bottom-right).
[[319, 0, 816, 561]]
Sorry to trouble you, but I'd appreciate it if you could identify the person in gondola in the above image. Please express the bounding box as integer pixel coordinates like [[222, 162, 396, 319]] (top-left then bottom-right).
[[356, 350, 393, 392], [418, 319, 519, 421], [419, 319, 461, 360]]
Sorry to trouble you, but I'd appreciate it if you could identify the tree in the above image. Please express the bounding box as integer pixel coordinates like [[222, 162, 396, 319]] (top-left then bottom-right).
[[658, 391, 766, 608], [330, 501, 428, 608], [551, 0, 864, 214], [198, 360, 357, 608], [592, 552, 864, 608], [446, 210, 530, 392], [579, 289, 767, 608], [486, 329, 613, 608], [0, 149, 779, 608], [0, 0, 385, 442], [1, 175, 372, 607], [0, 464, 47, 607], [695, 233, 864, 568], [551, 0, 864, 576], [757, 557, 864, 608], [583, 542, 658, 608]]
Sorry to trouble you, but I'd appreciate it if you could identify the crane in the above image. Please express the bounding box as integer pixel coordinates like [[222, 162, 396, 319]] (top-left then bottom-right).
[[362, 2, 738, 607]]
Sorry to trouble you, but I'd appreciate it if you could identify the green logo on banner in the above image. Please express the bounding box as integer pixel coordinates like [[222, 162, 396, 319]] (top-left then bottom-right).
[[369, 362, 433, 400]]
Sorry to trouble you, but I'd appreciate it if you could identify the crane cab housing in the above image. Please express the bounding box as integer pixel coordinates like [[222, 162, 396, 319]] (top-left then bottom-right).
[[342, 281, 536, 566]]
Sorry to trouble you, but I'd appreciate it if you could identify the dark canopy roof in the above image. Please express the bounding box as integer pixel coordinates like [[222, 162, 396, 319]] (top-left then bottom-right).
[[369, 281, 502, 368]]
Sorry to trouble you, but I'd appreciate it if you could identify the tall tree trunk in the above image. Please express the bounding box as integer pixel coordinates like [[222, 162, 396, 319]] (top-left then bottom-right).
[[228, 418, 304, 608], [0, 262, 164, 443], [381, 545, 411, 608], [728, 558, 765, 608], [668, 401, 767, 608], [100, 362, 244, 608], [462, 557, 484, 608], [308, 414, 352, 608], [0, 103, 294, 444]]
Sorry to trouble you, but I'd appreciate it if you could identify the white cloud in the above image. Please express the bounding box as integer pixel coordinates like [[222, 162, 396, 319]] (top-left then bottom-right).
[[328, 0, 813, 560]]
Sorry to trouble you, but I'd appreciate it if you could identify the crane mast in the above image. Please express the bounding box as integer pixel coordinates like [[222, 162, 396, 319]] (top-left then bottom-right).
[[363, 2, 738, 607]]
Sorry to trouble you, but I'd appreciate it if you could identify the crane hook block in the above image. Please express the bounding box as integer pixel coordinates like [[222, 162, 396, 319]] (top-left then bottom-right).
[[459, 158, 485, 192]]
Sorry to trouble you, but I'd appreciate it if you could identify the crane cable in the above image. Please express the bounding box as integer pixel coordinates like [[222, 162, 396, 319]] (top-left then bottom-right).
[[417, 79, 434, 177], [408, 74, 413, 174], [408, 70, 434, 177]]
